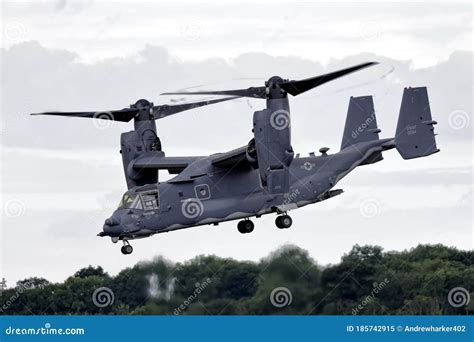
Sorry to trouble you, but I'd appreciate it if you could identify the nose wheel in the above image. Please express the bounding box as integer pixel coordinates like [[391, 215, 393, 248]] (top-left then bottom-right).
[[237, 219, 254, 234], [121, 241, 133, 255], [275, 215, 292, 229]]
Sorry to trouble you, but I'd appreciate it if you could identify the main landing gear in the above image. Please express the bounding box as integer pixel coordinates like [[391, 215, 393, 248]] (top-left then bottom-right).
[[237, 214, 292, 233], [275, 214, 292, 229], [237, 219, 254, 234], [121, 240, 133, 255]]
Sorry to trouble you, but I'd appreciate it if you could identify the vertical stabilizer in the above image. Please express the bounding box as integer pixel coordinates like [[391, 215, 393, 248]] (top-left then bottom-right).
[[341, 96, 381, 150], [395, 87, 439, 159]]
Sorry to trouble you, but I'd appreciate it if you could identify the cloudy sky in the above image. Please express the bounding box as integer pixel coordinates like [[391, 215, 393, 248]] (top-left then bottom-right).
[[1, 0, 472, 284]]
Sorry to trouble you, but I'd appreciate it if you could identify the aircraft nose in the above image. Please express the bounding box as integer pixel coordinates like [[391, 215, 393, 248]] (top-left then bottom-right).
[[105, 217, 119, 226], [102, 222, 122, 237], [102, 215, 123, 237]]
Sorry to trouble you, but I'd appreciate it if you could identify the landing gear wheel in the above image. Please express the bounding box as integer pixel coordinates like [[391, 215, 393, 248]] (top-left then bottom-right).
[[244, 220, 254, 233], [275, 215, 292, 229], [237, 221, 246, 234], [121, 244, 133, 255], [238, 220, 254, 234]]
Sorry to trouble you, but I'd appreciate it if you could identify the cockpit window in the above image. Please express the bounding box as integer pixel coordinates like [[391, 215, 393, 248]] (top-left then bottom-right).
[[118, 190, 159, 210], [140, 191, 159, 210], [118, 194, 143, 210]]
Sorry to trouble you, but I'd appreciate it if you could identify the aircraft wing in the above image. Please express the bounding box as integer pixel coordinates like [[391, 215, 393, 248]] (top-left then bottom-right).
[[211, 146, 250, 169], [133, 153, 203, 174], [133, 146, 250, 174], [133, 146, 251, 177]]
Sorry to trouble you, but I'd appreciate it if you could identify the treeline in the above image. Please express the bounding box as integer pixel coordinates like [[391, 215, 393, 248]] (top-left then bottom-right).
[[1, 244, 472, 315]]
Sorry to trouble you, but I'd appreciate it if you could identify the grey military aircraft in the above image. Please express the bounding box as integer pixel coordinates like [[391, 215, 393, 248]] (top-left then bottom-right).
[[32, 62, 439, 254]]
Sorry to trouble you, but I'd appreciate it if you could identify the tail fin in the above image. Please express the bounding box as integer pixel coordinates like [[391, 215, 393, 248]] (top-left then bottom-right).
[[340, 96, 381, 150], [395, 87, 439, 159]]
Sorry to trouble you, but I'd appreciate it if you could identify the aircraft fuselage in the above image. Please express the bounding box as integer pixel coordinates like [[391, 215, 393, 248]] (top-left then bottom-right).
[[102, 139, 393, 240]]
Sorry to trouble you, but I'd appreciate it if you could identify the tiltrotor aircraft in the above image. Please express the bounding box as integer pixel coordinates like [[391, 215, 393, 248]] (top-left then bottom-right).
[[32, 62, 439, 254]]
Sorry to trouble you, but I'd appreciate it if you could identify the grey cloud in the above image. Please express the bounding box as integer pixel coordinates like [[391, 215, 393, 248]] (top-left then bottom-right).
[[54, 0, 67, 11], [1, 42, 472, 155], [1, 11, 472, 285]]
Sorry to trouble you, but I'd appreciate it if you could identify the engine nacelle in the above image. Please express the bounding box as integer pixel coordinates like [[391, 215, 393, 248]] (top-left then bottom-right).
[[121, 119, 161, 189], [253, 97, 294, 194]]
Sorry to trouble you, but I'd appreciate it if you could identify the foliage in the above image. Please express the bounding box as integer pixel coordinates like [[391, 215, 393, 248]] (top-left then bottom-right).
[[0, 244, 472, 315]]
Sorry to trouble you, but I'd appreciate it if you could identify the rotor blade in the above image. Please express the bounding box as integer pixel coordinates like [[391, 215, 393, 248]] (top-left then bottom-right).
[[280, 62, 378, 96], [161, 87, 266, 99], [152, 96, 241, 119], [30, 108, 139, 122], [161, 62, 378, 99], [30, 97, 240, 122]]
